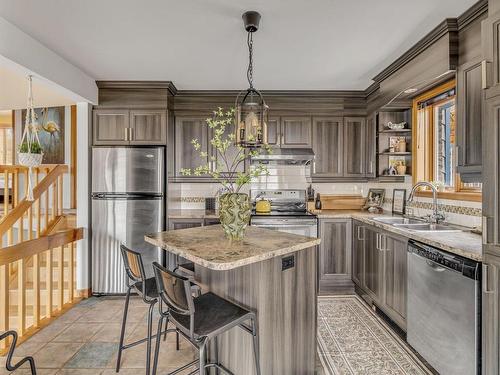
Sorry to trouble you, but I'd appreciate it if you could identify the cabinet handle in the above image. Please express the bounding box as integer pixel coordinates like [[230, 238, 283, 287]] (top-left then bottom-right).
[[280, 133, 284, 146], [357, 226, 365, 241], [124, 128, 129, 141], [381, 235, 386, 251], [482, 60, 492, 90], [129, 127, 133, 141], [375, 233, 380, 250], [483, 264, 496, 294], [482, 216, 489, 245], [369, 161, 373, 174], [313, 161, 316, 174]]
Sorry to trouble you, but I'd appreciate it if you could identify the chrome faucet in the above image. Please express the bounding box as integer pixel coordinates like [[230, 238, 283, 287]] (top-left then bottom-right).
[[407, 181, 445, 224]]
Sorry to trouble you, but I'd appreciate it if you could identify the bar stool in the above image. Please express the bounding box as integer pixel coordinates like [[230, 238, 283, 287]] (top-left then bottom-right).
[[151, 262, 261, 375], [116, 245, 160, 375]]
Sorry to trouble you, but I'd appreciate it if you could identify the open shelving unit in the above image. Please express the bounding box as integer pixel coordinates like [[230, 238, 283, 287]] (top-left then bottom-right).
[[376, 109, 413, 180]]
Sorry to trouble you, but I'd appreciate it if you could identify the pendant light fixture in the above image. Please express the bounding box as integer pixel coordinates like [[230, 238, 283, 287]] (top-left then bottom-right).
[[235, 11, 268, 148]]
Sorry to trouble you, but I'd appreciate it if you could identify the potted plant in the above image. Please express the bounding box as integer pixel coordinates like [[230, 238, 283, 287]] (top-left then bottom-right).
[[18, 138, 43, 167], [181, 107, 270, 240]]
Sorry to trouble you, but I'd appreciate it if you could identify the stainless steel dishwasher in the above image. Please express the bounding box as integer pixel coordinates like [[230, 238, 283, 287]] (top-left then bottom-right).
[[407, 240, 480, 375]]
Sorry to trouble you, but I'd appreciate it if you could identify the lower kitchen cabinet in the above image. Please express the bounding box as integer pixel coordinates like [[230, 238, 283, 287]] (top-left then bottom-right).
[[363, 226, 383, 301], [382, 232, 407, 329], [352, 220, 365, 286], [482, 252, 500, 375], [166, 218, 219, 268], [354, 223, 408, 330], [318, 218, 353, 294]]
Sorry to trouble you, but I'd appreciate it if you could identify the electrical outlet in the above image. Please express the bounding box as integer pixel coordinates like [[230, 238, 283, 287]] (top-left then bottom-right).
[[282, 255, 295, 271]]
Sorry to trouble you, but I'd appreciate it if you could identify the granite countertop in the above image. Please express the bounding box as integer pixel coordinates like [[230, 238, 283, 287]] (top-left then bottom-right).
[[145, 225, 321, 270], [167, 208, 483, 261], [313, 209, 482, 261]]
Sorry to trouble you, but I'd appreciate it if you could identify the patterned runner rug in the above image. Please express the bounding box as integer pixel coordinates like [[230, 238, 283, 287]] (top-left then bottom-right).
[[317, 295, 433, 375]]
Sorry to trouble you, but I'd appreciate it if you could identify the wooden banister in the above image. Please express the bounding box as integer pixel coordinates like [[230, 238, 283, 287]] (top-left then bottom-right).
[[0, 164, 68, 239], [0, 228, 83, 266], [0, 227, 83, 350]]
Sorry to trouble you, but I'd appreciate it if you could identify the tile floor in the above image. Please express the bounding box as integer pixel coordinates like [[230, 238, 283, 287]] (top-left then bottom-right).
[[0, 296, 197, 374], [1, 295, 432, 374]]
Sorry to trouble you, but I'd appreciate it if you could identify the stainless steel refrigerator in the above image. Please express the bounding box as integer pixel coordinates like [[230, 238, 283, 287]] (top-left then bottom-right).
[[91, 147, 165, 294]]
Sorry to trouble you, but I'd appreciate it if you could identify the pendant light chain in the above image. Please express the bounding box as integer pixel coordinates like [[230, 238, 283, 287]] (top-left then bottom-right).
[[247, 31, 254, 89]]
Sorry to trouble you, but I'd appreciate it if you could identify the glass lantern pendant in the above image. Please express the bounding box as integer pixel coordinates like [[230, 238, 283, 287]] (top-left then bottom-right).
[[235, 11, 269, 148]]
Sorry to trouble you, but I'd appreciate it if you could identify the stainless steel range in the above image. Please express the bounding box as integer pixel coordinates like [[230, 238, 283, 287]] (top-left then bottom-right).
[[250, 189, 318, 237]]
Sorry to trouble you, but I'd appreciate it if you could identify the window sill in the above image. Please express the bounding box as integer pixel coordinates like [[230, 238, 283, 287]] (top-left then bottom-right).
[[415, 190, 481, 202]]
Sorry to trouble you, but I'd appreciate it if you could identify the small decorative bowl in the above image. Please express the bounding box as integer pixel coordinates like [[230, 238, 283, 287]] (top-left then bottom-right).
[[387, 121, 406, 130]]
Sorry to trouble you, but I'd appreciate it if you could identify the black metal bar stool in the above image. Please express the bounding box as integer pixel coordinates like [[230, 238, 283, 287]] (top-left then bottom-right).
[[151, 262, 261, 375], [116, 245, 164, 375]]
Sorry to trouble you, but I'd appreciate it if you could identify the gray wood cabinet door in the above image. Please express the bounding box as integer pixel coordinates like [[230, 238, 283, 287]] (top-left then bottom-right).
[[352, 220, 365, 287], [482, 253, 500, 375], [281, 116, 313, 148], [363, 226, 383, 302], [167, 219, 204, 269], [129, 110, 167, 145], [93, 109, 130, 145], [483, 94, 500, 247], [365, 114, 376, 178], [318, 219, 353, 293], [382, 233, 408, 329], [343, 117, 366, 177], [312, 117, 343, 179], [174, 117, 211, 178], [483, 11, 500, 90], [266, 117, 281, 147], [456, 59, 483, 180]]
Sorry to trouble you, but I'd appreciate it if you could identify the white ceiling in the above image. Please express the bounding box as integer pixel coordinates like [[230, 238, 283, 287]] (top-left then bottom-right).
[[0, 0, 477, 91], [0, 65, 75, 110]]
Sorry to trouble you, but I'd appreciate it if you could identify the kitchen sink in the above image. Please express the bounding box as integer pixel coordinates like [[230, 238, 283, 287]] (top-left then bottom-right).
[[393, 223, 463, 232], [372, 217, 425, 225]]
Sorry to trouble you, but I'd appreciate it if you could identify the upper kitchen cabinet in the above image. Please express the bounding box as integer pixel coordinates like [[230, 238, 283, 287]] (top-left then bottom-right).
[[280, 116, 313, 148], [343, 117, 366, 177], [265, 115, 312, 148], [266, 117, 280, 147], [174, 116, 211, 178], [456, 58, 483, 181], [93, 109, 167, 145], [129, 110, 167, 144], [365, 114, 376, 178], [93, 109, 130, 145], [311, 117, 343, 179], [92, 81, 174, 146]]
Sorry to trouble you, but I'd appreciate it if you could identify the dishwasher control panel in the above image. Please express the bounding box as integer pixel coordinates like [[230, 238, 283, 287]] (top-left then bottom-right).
[[408, 240, 479, 280]]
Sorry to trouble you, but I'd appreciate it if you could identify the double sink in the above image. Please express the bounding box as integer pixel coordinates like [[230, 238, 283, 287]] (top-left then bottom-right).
[[372, 216, 463, 233]]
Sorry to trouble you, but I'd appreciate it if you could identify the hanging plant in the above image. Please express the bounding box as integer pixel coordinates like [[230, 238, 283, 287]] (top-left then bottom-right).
[[18, 75, 44, 201]]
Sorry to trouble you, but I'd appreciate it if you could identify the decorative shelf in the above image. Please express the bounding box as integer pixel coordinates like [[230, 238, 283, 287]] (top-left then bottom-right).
[[378, 152, 411, 156]]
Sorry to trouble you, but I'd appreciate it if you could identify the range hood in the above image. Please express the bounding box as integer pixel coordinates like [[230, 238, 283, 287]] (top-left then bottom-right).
[[251, 148, 315, 164]]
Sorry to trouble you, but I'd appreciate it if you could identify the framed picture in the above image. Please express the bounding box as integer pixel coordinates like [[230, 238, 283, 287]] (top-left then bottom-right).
[[21, 106, 65, 164], [388, 136, 406, 152], [392, 189, 407, 215], [364, 188, 385, 208]]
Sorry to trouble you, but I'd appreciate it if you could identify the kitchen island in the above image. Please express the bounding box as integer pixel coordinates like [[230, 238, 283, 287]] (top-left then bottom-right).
[[145, 225, 321, 375]]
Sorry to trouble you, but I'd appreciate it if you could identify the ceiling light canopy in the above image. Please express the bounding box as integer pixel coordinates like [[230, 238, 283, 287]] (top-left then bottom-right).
[[235, 11, 268, 148]]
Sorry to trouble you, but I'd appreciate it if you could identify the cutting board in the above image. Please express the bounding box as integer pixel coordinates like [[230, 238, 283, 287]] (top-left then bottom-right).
[[320, 194, 365, 210]]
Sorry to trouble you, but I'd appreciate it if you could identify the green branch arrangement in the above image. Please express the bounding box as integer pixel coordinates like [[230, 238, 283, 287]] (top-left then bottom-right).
[[180, 107, 271, 193]]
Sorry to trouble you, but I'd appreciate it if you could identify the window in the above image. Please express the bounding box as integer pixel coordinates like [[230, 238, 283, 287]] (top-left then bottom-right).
[[412, 81, 481, 201]]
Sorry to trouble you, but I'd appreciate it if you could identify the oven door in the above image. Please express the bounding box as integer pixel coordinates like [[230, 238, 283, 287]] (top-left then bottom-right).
[[250, 217, 318, 237]]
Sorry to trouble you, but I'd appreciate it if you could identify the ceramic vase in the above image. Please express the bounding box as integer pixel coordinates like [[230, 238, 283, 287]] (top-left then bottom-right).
[[219, 193, 251, 240]]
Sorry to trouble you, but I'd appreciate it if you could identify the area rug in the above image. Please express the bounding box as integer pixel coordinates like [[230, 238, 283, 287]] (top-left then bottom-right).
[[317, 295, 433, 375]]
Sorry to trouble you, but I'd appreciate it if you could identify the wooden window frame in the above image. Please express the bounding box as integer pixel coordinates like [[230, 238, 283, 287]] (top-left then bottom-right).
[[412, 80, 481, 202]]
